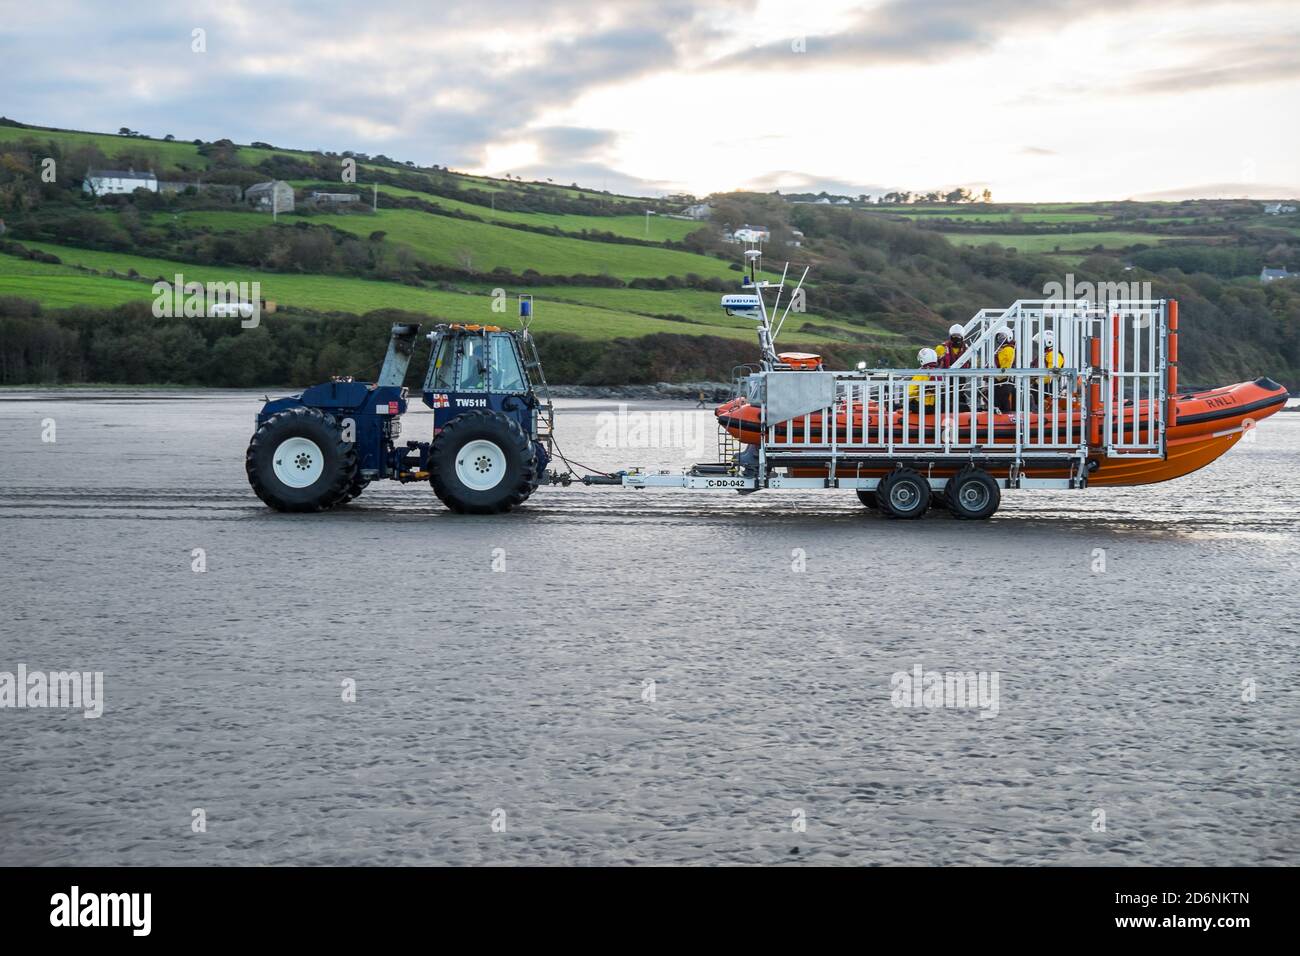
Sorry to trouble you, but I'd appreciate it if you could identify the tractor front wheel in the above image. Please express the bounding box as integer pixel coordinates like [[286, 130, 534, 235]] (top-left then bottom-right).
[[246, 407, 357, 512], [429, 410, 536, 514]]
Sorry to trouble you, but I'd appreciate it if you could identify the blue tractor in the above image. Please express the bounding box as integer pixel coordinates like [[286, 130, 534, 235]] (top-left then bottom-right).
[[246, 309, 554, 514]]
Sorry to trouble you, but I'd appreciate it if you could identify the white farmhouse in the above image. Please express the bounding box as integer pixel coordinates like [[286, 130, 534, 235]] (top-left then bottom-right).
[[83, 168, 158, 195]]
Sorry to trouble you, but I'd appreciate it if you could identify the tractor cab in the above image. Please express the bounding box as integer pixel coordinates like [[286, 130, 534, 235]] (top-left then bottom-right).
[[420, 319, 553, 479], [421, 323, 552, 448], [424, 325, 526, 412]]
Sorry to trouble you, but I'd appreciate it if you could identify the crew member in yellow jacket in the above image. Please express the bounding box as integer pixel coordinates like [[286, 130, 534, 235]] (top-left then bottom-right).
[[993, 325, 1016, 413], [908, 347, 940, 412], [1033, 331, 1065, 410]]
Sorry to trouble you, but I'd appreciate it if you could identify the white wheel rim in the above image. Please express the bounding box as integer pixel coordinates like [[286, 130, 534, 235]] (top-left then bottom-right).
[[456, 439, 507, 491], [273, 436, 325, 489]]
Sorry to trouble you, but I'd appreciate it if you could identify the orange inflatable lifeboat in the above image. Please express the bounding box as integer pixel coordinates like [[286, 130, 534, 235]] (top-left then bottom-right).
[[716, 377, 1288, 486]]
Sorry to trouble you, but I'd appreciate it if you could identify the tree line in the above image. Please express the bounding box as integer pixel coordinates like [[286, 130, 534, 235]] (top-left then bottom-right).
[[0, 298, 856, 387]]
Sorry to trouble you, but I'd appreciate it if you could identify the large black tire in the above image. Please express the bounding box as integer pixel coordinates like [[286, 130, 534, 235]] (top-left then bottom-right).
[[856, 488, 878, 509], [946, 468, 1001, 520], [518, 444, 548, 502], [334, 471, 370, 506], [877, 468, 931, 519], [246, 407, 357, 512], [519, 473, 543, 503], [429, 410, 535, 514]]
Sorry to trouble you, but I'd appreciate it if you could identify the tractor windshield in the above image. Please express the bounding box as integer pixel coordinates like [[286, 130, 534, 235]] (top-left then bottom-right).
[[430, 335, 456, 390], [489, 333, 527, 392], [456, 336, 487, 390]]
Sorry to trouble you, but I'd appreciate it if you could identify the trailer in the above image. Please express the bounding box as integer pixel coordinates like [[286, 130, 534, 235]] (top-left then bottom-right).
[[244, 248, 1288, 519]]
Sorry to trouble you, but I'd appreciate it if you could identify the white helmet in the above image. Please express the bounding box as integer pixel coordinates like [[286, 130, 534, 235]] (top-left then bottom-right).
[[948, 323, 964, 337], [1036, 330, 1055, 348], [918, 347, 938, 365], [995, 324, 1013, 341]]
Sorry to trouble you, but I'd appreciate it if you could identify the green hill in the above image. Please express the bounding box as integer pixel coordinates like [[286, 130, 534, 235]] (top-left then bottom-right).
[[0, 118, 1297, 388], [165, 208, 743, 281]]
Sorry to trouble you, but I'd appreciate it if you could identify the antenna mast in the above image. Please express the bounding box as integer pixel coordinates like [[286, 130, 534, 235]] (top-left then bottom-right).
[[719, 229, 806, 371]]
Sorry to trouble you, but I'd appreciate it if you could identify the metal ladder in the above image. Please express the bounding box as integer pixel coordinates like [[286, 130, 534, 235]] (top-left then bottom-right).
[[519, 329, 556, 446], [717, 364, 758, 467]]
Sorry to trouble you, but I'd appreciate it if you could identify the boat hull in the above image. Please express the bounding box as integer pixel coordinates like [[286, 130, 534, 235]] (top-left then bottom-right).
[[716, 378, 1287, 487]]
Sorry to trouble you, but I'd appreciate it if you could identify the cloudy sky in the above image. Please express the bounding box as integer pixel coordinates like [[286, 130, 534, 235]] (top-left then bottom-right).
[[2, 0, 1298, 200]]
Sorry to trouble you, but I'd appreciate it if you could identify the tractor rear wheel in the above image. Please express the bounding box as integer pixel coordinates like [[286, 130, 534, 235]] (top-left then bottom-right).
[[246, 407, 357, 512], [334, 472, 370, 506], [519, 475, 542, 503], [429, 410, 535, 514]]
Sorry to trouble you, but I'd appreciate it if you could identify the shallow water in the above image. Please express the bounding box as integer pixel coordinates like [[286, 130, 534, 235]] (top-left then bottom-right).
[[0, 390, 1297, 865]]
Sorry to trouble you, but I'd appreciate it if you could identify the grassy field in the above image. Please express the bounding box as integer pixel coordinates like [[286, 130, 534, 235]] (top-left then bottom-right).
[[864, 204, 1233, 226], [1039, 252, 1091, 269], [939, 231, 1208, 253], [0, 253, 163, 307], [169, 208, 751, 281], [290, 181, 703, 242], [4, 244, 856, 347], [0, 124, 293, 169], [454, 174, 641, 204], [882, 211, 1108, 223]]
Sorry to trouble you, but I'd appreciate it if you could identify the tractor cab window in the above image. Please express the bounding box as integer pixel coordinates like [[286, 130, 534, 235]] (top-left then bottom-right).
[[429, 335, 456, 390], [456, 336, 487, 390], [489, 333, 527, 392]]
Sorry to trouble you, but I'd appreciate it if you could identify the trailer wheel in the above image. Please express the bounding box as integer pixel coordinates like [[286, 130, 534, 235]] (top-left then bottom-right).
[[429, 410, 535, 514], [878, 468, 930, 519], [246, 407, 357, 512], [946, 468, 1001, 520], [856, 488, 878, 509]]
